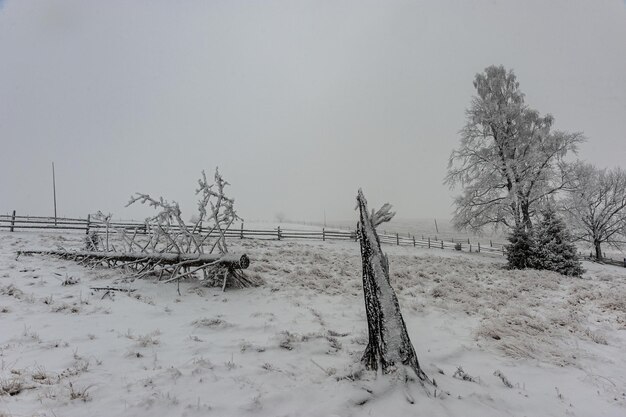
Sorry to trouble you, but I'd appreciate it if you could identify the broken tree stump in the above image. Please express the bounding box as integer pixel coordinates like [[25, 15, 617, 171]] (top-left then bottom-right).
[[356, 189, 434, 391]]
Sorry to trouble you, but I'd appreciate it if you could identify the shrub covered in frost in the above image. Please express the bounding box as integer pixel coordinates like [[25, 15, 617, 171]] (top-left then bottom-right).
[[506, 207, 583, 277], [533, 207, 583, 277], [506, 225, 535, 270]]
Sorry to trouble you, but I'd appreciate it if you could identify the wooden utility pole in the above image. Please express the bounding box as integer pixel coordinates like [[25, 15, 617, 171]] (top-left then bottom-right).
[[52, 162, 57, 226]]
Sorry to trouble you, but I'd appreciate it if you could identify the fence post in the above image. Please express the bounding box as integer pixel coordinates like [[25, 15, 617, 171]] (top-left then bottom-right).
[[490, 240, 493, 247], [468, 238, 470, 244], [277, 226, 281, 241], [240, 222, 244, 239], [623, 258, 625, 268], [323, 228, 326, 242], [478, 242, 481, 253], [428, 237, 431, 249], [85, 214, 91, 235], [413, 236, 416, 247], [396, 233, 399, 245], [441, 241, 444, 249], [469, 244, 472, 253], [10, 210, 16, 232]]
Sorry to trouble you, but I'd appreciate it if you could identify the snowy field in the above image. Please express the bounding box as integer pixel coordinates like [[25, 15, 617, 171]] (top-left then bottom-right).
[[1, 230, 626, 417]]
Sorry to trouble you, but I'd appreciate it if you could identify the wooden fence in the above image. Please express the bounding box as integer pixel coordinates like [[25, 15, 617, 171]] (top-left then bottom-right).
[[5, 213, 623, 267], [588, 256, 626, 268], [0, 212, 510, 256]]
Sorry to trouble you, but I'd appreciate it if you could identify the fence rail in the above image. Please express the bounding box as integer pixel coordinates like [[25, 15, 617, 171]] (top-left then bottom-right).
[[4, 213, 622, 267], [0, 212, 512, 257]]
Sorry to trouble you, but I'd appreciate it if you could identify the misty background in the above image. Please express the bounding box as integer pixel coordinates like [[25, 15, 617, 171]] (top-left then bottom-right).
[[1, 0, 625, 226]]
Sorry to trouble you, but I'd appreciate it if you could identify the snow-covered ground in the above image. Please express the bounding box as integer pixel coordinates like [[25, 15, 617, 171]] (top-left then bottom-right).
[[1, 231, 625, 417]]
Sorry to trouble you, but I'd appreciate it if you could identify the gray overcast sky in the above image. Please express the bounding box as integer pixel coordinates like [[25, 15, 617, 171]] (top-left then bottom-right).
[[1, 0, 625, 223]]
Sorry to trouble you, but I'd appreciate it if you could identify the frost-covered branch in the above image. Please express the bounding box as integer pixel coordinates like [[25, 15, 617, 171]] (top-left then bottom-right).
[[80, 168, 252, 290]]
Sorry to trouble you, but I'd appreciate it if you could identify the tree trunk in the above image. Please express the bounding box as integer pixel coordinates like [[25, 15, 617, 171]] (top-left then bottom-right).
[[16, 250, 250, 269], [16, 249, 259, 290], [594, 240, 603, 260], [521, 202, 533, 232], [356, 189, 432, 387]]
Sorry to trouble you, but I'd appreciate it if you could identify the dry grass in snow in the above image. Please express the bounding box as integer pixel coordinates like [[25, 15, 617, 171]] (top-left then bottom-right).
[[0, 231, 625, 416]]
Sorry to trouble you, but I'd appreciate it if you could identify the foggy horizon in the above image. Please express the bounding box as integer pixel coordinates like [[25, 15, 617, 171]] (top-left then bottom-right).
[[2, 0, 625, 224]]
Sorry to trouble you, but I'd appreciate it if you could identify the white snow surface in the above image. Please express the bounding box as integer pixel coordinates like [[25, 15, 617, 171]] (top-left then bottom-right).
[[1, 230, 626, 417]]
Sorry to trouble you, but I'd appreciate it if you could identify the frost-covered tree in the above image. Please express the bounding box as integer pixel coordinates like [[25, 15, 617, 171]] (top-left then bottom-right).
[[275, 212, 286, 224], [445, 65, 583, 233], [533, 207, 583, 276], [563, 163, 626, 260]]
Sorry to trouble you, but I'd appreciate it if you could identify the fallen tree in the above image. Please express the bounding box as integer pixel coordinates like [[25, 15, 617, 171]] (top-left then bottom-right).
[[17, 249, 255, 290], [356, 189, 435, 397], [17, 250, 249, 269], [17, 168, 260, 292]]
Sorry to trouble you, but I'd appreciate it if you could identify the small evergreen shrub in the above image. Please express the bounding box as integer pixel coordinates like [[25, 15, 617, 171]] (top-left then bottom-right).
[[533, 207, 584, 277], [506, 208, 583, 277], [506, 226, 535, 270]]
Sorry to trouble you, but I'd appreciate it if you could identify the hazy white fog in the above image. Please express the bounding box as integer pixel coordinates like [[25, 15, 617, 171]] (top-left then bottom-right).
[[1, 0, 625, 223]]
